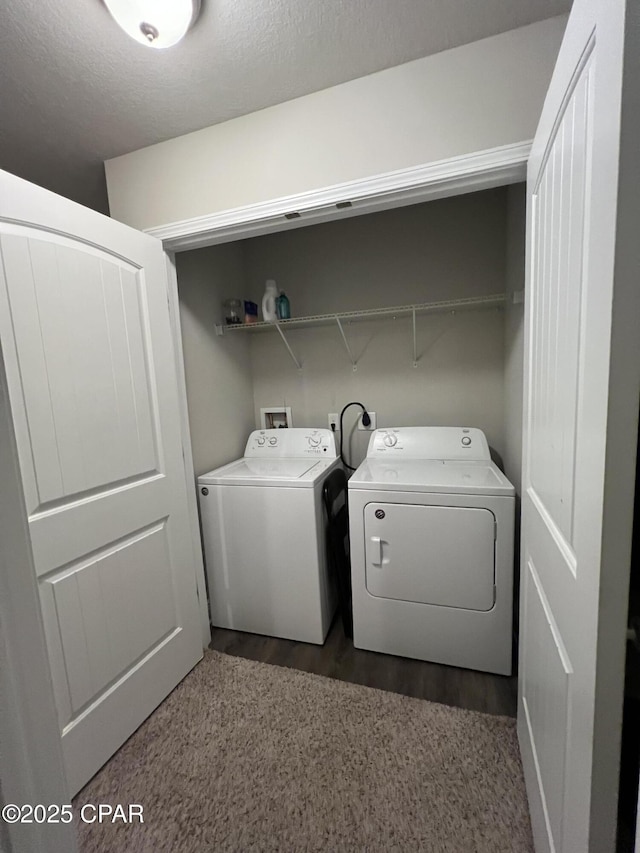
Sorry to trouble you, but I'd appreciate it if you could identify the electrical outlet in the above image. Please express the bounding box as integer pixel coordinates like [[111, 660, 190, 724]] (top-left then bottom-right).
[[328, 413, 339, 431], [358, 411, 376, 430]]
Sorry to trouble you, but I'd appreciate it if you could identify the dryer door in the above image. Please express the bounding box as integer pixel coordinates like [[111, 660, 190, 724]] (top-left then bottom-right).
[[364, 503, 495, 611]]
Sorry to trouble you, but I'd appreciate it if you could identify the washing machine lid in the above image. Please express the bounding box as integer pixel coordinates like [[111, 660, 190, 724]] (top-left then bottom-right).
[[199, 457, 339, 488], [348, 459, 514, 496]]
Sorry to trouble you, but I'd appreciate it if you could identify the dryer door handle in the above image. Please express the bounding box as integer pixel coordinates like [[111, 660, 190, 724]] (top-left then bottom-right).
[[368, 536, 383, 567]]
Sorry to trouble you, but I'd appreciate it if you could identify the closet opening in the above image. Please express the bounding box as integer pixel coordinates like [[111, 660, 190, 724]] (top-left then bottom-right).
[[172, 181, 527, 714]]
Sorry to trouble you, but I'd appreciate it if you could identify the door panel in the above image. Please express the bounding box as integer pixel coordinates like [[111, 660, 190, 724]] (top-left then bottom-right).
[[364, 503, 495, 611], [528, 50, 591, 555], [519, 1, 639, 850], [521, 558, 572, 852], [1, 232, 158, 512], [0, 174, 203, 795], [43, 522, 175, 717]]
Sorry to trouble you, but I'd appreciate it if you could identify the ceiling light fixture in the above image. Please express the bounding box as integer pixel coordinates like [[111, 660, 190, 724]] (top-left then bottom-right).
[[104, 0, 201, 49]]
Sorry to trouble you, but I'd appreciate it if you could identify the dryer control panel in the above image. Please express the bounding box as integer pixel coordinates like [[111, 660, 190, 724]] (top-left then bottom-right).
[[366, 427, 490, 461], [245, 428, 338, 458]]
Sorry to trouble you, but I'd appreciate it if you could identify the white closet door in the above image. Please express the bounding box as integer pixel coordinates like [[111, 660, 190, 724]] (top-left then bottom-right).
[[0, 170, 202, 795], [519, 0, 639, 851]]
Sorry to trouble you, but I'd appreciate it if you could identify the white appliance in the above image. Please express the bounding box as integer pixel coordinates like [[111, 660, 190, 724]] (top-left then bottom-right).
[[198, 428, 340, 644], [348, 427, 515, 674]]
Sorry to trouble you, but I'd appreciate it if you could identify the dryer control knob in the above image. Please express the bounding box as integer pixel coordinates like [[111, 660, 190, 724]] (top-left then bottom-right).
[[269, 437, 278, 446], [461, 436, 472, 446], [257, 437, 266, 446], [308, 436, 320, 447], [383, 434, 398, 447]]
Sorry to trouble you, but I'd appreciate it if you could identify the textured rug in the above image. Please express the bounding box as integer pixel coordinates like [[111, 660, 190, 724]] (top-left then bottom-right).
[[74, 651, 533, 852]]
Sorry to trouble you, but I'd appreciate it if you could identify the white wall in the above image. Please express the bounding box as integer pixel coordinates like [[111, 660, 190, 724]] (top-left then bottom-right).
[[503, 184, 526, 495], [243, 189, 508, 468], [176, 244, 255, 475], [249, 315, 505, 469], [105, 17, 566, 232]]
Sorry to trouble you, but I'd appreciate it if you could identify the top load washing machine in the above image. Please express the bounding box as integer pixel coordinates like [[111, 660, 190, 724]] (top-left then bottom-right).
[[348, 427, 515, 674], [198, 428, 340, 644]]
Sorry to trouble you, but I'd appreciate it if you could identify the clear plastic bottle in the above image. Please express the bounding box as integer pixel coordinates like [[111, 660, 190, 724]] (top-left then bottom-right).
[[223, 298, 243, 325]]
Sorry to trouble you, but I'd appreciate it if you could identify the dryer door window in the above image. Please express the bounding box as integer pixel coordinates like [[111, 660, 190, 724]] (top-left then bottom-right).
[[364, 503, 495, 611]]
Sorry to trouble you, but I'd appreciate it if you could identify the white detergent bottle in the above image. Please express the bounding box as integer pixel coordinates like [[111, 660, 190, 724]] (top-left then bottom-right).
[[262, 280, 279, 323]]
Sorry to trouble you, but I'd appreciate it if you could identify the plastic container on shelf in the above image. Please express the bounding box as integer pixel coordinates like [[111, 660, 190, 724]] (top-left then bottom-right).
[[262, 280, 279, 323], [244, 301, 258, 324], [223, 298, 243, 325], [276, 291, 291, 320]]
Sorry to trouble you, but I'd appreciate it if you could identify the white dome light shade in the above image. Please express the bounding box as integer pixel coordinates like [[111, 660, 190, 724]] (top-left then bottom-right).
[[104, 0, 201, 49]]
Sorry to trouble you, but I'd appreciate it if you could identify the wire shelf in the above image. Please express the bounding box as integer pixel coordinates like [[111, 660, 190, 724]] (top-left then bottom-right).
[[215, 293, 506, 370]]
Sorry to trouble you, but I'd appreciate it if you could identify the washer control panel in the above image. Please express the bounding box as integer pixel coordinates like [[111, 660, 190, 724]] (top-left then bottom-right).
[[245, 428, 338, 458], [366, 427, 490, 460]]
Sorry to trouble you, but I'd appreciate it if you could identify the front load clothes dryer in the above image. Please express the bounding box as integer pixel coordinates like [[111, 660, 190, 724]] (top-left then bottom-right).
[[348, 427, 515, 674], [198, 428, 340, 644]]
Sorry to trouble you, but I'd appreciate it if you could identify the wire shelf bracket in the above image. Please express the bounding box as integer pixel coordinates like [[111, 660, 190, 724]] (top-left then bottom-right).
[[335, 317, 358, 371], [274, 323, 302, 371]]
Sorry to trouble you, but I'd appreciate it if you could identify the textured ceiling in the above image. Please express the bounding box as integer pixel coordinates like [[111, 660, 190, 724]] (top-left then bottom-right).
[[0, 0, 570, 214]]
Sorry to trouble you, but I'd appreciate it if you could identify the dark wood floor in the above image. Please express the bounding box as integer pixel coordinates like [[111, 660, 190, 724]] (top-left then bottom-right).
[[210, 617, 517, 717]]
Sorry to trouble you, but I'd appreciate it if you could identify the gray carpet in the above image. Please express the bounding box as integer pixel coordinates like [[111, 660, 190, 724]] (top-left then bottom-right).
[[75, 651, 533, 852]]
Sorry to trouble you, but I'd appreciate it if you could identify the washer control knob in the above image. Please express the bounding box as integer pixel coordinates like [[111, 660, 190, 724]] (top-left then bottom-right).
[[461, 436, 472, 446], [383, 434, 398, 447], [257, 437, 266, 446], [269, 437, 278, 446], [308, 436, 320, 447]]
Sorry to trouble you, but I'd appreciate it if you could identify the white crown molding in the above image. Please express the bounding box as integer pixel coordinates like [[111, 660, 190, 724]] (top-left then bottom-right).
[[146, 140, 531, 252]]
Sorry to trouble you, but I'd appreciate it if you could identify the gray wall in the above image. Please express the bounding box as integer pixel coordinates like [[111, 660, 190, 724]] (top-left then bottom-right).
[[245, 189, 509, 312], [176, 244, 255, 476], [177, 187, 522, 477], [244, 189, 508, 468]]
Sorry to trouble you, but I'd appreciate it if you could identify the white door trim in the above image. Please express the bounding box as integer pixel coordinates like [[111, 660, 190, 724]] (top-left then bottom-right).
[[154, 140, 530, 648], [165, 252, 211, 647], [0, 344, 77, 853], [146, 141, 531, 251]]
